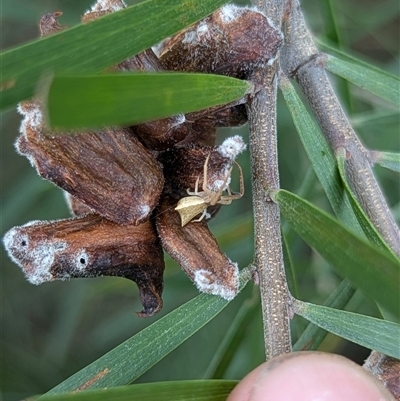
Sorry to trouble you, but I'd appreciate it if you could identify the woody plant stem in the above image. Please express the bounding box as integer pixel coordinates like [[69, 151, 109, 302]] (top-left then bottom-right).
[[280, 0, 400, 255], [248, 0, 399, 361], [247, 0, 292, 359]]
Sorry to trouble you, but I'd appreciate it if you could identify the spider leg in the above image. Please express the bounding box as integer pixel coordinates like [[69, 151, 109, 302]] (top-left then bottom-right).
[[234, 160, 245, 197], [191, 208, 207, 222], [216, 161, 245, 204], [218, 197, 233, 205], [187, 176, 200, 196], [202, 153, 211, 192], [210, 164, 233, 206]]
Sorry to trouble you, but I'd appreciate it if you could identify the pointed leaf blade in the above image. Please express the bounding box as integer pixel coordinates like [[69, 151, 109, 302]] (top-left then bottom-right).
[[1, 0, 229, 110], [45, 270, 251, 394], [294, 299, 400, 358], [274, 190, 400, 317], [46, 73, 252, 129]]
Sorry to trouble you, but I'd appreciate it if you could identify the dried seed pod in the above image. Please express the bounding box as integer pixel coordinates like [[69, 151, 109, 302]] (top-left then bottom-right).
[[160, 135, 246, 192], [3, 214, 164, 317], [156, 196, 239, 300], [159, 5, 283, 78], [16, 100, 164, 225]]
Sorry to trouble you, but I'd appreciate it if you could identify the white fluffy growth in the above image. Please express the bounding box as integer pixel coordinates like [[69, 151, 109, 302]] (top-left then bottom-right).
[[3, 226, 67, 285], [212, 176, 231, 192], [182, 22, 210, 45], [75, 250, 89, 271], [194, 266, 239, 301], [171, 113, 186, 127], [217, 135, 246, 160], [17, 102, 43, 136], [247, 6, 283, 35], [219, 4, 244, 23], [90, 0, 127, 12]]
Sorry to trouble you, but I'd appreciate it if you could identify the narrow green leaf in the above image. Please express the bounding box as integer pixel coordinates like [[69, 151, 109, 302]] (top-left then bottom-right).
[[0, 0, 229, 110], [293, 279, 355, 351], [41, 380, 237, 401], [45, 270, 251, 394], [372, 151, 400, 173], [319, 1, 353, 112], [293, 299, 400, 358], [46, 73, 252, 129], [336, 149, 397, 258], [203, 294, 259, 379], [317, 39, 398, 79], [279, 76, 361, 233], [274, 189, 400, 317], [325, 54, 400, 106]]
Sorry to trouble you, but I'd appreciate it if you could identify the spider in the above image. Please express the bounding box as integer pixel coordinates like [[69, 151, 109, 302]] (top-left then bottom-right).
[[175, 153, 244, 226]]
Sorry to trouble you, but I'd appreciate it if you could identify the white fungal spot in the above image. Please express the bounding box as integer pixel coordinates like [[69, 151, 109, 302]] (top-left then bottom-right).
[[75, 250, 89, 271], [217, 135, 246, 160], [171, 113, 186, 127], [3, 225, 67, 285], [220, 4, 244, 23], [182, 22, 210, 45], [196, 22, 209, 35], [90, 0, 126, 12], [212, 177, 231, 192], [17, 102, 43, 136], [182, 30, 197, 45], [193, 268, 238, 301], [3, 229, 29, 266]]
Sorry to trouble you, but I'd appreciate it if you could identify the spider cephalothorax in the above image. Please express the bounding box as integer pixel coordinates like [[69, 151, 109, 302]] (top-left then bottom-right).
[[175, 153, 244, 226]]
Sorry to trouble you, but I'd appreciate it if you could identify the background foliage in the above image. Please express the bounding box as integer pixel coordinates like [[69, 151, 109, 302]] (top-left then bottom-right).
[[1, 0, 399, 399]]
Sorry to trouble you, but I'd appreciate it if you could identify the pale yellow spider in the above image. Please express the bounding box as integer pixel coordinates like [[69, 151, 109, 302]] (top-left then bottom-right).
[[175, 154, 244, 226]]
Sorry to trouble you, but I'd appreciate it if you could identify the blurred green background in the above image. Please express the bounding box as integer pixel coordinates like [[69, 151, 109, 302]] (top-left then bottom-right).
[[1, 0, 399, 399]]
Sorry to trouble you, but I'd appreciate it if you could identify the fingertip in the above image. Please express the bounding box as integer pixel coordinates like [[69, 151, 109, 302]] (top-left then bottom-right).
[[227, 352, 393, 401]]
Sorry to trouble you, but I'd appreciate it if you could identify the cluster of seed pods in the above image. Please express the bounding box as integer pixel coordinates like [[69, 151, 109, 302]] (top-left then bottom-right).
[[3, 0, 282, 317]]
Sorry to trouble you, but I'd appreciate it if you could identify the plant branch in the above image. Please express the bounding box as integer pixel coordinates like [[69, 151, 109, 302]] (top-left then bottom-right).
[[248, 0, 292, 359], [280, 0, 400, 256]]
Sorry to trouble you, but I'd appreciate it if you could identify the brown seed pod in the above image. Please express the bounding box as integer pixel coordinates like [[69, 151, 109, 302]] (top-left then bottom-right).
[[156, 196, 239, 300], [158, 5, 283, 78], [160, 135, 246, 192], [16, 100, 164, 225], [3, 214, 165, 317]]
